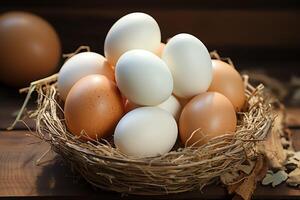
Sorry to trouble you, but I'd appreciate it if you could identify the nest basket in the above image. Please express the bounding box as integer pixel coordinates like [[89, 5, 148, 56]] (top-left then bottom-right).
[[14, 52, 274, 195]]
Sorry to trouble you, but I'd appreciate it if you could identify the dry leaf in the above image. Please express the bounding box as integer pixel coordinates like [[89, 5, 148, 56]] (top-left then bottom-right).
[[258, 105, 286, 169], [227, 183, 241, 195], [237, 160, 256, 175], [262, 171, 275, 185], [262, 170, 288, 187], [292, 152, 300, 161], [285, 163, 298, 173], [230, 155, 265, 200], [283, 149, 297, 173], [281, 137, 293, 150], [255, 158, 269, 182], [284, 149, 295, 158], [220, 171, 241, 185], [287, 168, 300, 187], [235, 176, 256, 200], [284, 151, 300, 172], [285, 157, 299, 167], [221, 160, 255, 185]]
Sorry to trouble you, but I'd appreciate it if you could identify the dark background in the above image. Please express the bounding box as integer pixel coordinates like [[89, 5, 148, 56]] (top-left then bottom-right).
[[1, 0, 300, 70], [1, 0, 300, 105]]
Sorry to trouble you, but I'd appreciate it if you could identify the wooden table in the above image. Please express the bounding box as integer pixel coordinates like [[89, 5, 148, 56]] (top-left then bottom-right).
[[1, 86, 300, 199]]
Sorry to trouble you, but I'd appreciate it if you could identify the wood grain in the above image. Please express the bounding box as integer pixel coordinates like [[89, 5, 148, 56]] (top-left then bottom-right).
[[1, 130, 300, 199], [0, 131, 90, 197]]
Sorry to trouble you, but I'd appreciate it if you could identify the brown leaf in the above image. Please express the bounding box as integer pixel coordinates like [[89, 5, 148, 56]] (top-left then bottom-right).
[[235, 175, 256, 200], [220, 171, 241, 185], [287, 167, 300, 187], [238, 160, 256, 175], [230, 155, 265, 200], [221, 160, 256, 186], [256, 157, 269, 182], [227, 183, 241, 195], [262, 170, 288, 187], [258, 105, 286, 169]]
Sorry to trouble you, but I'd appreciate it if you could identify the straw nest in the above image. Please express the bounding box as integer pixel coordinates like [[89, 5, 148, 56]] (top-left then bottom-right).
[[15, 52, 273, 195]]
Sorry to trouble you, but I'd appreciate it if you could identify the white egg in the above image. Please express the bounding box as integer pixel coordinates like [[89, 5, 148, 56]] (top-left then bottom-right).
[[115, 49, 173, 106], [104, 12, 161, 66], [114, 107, 178, 158], [162, 33, 212, 98], [157, 95, 181, 121], [57, 52, 114, 101]]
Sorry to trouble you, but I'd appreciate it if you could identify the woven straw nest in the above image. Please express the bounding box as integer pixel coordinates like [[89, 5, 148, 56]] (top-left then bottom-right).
[[15, 52, 273, 195]]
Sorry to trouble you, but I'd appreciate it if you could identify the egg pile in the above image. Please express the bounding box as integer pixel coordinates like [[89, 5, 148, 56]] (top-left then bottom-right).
[[58, 12, 246, 158]]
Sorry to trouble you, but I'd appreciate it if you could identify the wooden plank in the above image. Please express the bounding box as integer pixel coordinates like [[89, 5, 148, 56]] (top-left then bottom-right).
[[0, 131, 96, 197], [1, 130, 300, 199]]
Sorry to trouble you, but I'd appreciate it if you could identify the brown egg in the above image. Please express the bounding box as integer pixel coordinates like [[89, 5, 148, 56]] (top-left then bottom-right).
[[179, 92, 237, 147], [64, 74, 124, 140], [155, 43, 165, 57], [208, 60, 245, 112], [0, 11, 61, 87]]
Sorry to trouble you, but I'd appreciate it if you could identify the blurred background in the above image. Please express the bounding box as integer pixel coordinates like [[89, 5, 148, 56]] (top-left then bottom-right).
[[0, 0, 299, 106], [1, 0, 300, 65]]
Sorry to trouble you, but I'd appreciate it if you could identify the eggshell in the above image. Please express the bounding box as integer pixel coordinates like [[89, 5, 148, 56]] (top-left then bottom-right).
[[208, 60, 246, 111], [64, 74, 124, 140], [157, 95, 181, 121], [124, 95, 181, 121], [114, 107, 178, 158], [155, 43, 165, 57], [115, 49, 173, 106], [179, 92, 237, 147], [162, 33, 212, 98], [0, 11, 61, 87], [58, 52, 114, 101], [104, 12, 161, 66]]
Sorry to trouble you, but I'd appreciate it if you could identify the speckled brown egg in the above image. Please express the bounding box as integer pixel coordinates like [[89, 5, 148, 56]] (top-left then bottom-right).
[[208, 60, 245, 111], [64, 74, 124, 140], [179, 92, 237, 147]]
